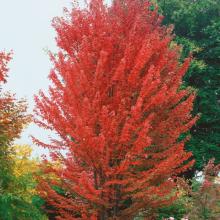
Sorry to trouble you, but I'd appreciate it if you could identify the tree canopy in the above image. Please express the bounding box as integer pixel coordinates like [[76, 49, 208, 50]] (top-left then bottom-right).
[[157, 0, 220, 170], [34, 0, 197, 218]]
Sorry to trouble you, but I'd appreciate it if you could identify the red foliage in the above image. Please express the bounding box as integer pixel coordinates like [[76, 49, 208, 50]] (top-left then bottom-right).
[[0, 52, 30, 144], [0, 51, 11, 83], [34, 0, 197, 219]]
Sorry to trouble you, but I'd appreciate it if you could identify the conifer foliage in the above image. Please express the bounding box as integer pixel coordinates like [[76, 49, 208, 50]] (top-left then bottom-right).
[[35, 0, 197, 218], [156, 0, 220, 171]]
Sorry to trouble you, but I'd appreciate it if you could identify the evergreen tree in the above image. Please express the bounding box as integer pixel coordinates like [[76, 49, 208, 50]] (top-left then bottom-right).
[[157, 0, 220, 171]]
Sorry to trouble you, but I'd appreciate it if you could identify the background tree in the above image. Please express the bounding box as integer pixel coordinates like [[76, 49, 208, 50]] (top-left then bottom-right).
[[0, 52, 11, 82], [156, 0, 220, 171], [34, 0, 197, 219], [157, 160, 220, 220], [0, 51, 29, 194], [0, 52, 46, 219], [0, 145, 48, 220], [186, 159, 220, 220]]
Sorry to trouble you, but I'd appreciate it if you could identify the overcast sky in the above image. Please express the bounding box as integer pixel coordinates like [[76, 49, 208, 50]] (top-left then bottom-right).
[[0, 0, 112, 158], [0, 0, 74, 157]]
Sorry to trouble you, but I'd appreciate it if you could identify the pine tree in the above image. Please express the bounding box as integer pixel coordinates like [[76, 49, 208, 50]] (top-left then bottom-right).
[[34, 0, 197, 218]]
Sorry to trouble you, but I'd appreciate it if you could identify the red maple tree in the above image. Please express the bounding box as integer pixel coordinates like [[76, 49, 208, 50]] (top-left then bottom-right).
[[34, 0, 197, 219]]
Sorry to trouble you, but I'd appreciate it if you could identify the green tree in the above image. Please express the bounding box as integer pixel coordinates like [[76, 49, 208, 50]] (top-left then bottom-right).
[[157, 0, 220, 171], [0, 145, 47, 220], [0, 53, 46, 219], [0, 52, 30, 196]]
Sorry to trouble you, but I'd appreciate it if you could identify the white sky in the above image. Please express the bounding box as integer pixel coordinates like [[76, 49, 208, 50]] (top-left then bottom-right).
[[0, 0, 73, 157], [0, 0, 111, 158]]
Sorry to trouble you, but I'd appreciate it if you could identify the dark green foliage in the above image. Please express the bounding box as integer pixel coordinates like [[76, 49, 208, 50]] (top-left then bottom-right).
[[0, 171, 47, 220], [157, 197, 189, 219], [157, 0, 220, 170], [32, 195, 46, 212], [0, 145, 14, 191], [0, 193, 46, 220]]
